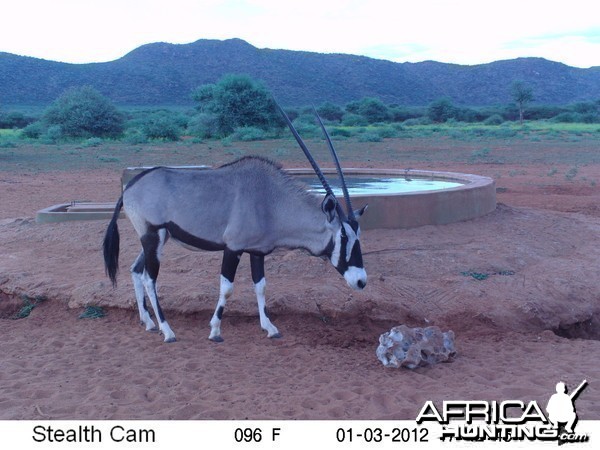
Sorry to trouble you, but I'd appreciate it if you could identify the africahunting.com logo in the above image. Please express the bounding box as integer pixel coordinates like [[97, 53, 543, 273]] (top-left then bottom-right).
[[416, 380, 589, 444]]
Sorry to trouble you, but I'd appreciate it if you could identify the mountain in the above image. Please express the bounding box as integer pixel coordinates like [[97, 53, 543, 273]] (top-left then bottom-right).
[[1, 38, 599, 107]]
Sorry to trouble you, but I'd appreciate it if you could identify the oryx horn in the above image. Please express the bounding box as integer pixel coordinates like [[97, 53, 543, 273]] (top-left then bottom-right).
[[275, 102, 335, 199], [313, 108, 355, 221]]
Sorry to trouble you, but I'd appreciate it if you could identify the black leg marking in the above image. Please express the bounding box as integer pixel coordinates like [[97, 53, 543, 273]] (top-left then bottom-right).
[[140, 232, 160, 280], [132, 252, 145, 274], [250, 254, 265, 284], [221, 249, 242, 282], [209, 249, 242, 343]]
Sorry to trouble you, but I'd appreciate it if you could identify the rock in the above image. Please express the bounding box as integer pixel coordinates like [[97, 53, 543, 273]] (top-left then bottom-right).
[[376, 325, 457, 369]]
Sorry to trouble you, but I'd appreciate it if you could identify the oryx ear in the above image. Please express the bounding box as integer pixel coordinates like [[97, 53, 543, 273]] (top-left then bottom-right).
[[354, 204, 368, 218], [321, 194, 337, 223]]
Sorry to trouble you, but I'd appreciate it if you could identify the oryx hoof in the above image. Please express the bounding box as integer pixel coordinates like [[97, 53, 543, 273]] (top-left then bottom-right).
[[140, 321, 158, 332], [269, 332, 282, 339], [163, 336, 177, 343], [209, 336, 224, 343]]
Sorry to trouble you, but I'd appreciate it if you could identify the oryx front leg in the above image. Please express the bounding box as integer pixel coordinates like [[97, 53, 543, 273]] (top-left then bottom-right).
[[251, 254, 281, 339], [209, 249, 241, 342], [130, 251, 157, 332], [141, 229, 176, 343]]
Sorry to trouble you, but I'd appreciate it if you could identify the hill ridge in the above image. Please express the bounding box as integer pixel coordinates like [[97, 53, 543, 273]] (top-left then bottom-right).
[[1, 38, 599, 106]]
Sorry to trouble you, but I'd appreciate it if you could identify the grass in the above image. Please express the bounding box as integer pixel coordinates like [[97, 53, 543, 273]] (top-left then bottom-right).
[[78, 305, 107, 319], [12, 294, 47, 319], [2, 120, 600, 173]]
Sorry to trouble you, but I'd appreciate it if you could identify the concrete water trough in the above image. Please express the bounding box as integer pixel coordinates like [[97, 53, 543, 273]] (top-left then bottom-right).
[[36, 166, 496, 229]]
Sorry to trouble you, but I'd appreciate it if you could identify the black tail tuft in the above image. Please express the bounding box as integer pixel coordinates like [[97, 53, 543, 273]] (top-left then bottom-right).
[[103, 196, 123, 287]]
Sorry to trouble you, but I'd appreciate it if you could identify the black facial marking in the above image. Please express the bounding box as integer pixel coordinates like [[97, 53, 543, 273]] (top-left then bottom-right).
[[348, 240, 364, 269], [320, 238, 335, 259]]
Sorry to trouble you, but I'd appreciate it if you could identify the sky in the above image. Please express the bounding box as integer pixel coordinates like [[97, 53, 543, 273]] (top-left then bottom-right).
[[1, 0, 599, 68]]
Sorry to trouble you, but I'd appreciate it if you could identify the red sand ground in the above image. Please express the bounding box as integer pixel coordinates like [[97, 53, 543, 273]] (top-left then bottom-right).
[[1, 158, 599, 420]]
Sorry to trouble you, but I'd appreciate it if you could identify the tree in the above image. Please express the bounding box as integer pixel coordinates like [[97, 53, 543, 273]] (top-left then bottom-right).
[[43, 86, 124, 138], [345, 97, 390, 123], [316, 102, 344, 122], [511, 81, 533, 125], [427, 97, 456, 123], [191, 74, 279, 137]]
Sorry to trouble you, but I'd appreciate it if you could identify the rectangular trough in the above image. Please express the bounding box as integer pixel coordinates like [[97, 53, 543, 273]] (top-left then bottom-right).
[[36, 202, 123, 223]]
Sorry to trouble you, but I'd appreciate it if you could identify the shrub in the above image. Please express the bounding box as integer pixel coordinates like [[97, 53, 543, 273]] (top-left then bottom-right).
[[484, 114, 504, 125], [21, 121, 44, 139], [231, 126, 268, 141], [329, 127, 353, 137], [41, 125, 63, 144], [83, 137, 103, 147], [358, 131, 383, 142], [291, 115, 319, 137], [375, 125, 398, 138], [43, 86, 124, 138], [123, 129, 148, 144], [191, 74, 279, 137], [316, 102, 344, 122], [0, 112, 35, 129], [346, 97, 390, 123], [552, 112, 575, 123], [140, 112, 181, 141], [341, 113, 368, 126], [427, 97, 456, 123], [187, 113, 220, 139]]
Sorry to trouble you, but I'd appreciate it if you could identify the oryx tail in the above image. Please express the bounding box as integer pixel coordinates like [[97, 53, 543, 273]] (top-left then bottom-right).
[[103, 196, 123, 286]]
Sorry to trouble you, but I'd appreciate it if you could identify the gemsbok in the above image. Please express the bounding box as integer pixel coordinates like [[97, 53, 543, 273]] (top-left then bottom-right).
[[103, 105, 367, 343]]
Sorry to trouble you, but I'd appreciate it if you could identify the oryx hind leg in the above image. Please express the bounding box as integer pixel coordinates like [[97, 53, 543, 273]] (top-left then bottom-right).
[[250, 254, 281, 339], [130, 251, 157, 332], [209, 249, 242, 342], [141, 228, 176, 343]]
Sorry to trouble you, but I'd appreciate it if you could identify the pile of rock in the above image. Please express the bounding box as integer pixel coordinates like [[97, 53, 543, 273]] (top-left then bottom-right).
[[376, 325, 457, 369]]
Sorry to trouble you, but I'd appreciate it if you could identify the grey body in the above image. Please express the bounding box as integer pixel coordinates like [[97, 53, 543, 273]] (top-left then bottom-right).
[[125, 158, 331, 256]]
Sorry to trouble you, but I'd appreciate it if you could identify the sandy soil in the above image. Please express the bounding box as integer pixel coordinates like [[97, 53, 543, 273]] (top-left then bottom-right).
[[1, 158, 599, 420]]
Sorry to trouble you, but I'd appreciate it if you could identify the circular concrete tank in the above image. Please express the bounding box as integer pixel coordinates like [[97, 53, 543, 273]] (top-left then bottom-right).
[[37, 167, 496, 229], [287, 168, 496, 230]]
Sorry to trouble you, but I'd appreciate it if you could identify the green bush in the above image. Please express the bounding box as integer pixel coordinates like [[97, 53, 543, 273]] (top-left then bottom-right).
[[231, 126, 268, 141], [0, 111, 35, 129], [124, 128, 148, 144], [21, 121, 44, 139], [374, 125, 398, 138], [484, 114, 504, 125], [191, 74, 280, 137], [187, 113, 220, 139], [346, 97, 390, 123], [341, 113, 368, 126], [358, 131, 383, 142], [329, 127, 353, 137], [316, 102, 344, 122], [43, 86, 124, 138], [140, 111, 181, 141], [41, 125, 63, 144], [291, 115, 319, 137], [428, 97, 456, 123]]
